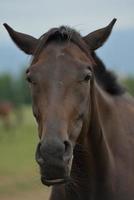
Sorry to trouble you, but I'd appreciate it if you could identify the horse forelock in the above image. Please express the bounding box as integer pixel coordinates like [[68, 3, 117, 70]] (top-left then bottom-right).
[[31, 26, 89, 62]]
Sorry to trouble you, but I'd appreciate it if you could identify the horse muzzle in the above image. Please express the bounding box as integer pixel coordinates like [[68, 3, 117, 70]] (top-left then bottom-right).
[[35, 138, 73, 186]]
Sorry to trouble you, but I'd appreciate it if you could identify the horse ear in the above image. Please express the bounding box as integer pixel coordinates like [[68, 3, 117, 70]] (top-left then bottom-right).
[[83, 18, 117, 51], [3, 23, 38, 55]]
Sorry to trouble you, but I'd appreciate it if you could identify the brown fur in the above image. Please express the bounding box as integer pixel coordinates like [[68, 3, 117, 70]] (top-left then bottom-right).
[[4, 19, 134, 200]]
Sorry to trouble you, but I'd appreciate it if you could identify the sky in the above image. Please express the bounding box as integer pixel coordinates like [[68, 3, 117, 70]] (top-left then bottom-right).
[[0, 0, 134, 76]]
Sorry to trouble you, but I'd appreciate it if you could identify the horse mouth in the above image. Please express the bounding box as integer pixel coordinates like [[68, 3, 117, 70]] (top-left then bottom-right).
[[41, 176, 69, 186], [39, 155, 73, 186]]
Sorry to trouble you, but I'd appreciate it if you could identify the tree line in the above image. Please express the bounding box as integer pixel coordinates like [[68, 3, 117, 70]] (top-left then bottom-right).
[[0, 72, 134, 106], [0, 72, 31, 106]]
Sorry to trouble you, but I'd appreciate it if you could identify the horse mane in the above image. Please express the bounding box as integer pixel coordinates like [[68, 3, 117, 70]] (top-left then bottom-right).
[[33, 26, 125, 96], [92, 53, 125, 95]]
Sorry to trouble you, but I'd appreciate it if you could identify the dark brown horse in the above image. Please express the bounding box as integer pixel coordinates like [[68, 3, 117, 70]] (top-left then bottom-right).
[[4, 19, 134, 200], [0, 101, 13, 128]]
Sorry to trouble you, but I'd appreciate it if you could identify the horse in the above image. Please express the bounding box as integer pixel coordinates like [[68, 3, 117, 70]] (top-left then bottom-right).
[[4, 19, 134, 200], [0, 101, 13, 128]]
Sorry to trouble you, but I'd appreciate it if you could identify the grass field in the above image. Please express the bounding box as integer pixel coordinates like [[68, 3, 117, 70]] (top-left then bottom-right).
[[0, 106, 51, 200]]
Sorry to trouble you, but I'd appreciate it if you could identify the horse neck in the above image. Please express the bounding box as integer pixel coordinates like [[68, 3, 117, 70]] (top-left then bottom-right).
[[68, 80, 115, 199], [88, 81, 115, 173]]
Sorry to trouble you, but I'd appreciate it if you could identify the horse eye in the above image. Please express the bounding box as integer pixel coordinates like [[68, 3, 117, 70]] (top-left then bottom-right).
[[26, 76, 32, 83], [26, 76, 36, 84], [76, 113, 84, 121], [84, 72, 92, 82]]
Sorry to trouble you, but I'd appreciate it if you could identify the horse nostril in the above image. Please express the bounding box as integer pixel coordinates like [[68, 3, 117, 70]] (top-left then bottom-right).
[[37, 157, 44, 165], [36, 140, 72, 165], [35, 142, 45, 165], [63, 140, 72, 161]]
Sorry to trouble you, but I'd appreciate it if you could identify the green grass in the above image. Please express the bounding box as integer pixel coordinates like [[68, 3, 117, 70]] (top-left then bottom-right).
[[0, 106, 46, 196]]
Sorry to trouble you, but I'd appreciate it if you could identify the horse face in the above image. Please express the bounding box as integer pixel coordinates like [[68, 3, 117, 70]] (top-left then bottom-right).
[[4, 19, 116, 186], [27, 42, 93, 185]]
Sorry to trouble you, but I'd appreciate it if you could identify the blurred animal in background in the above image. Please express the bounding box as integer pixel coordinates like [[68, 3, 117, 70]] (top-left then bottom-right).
[[0, 101, 24, 130], [0, 101, 13, 128]]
